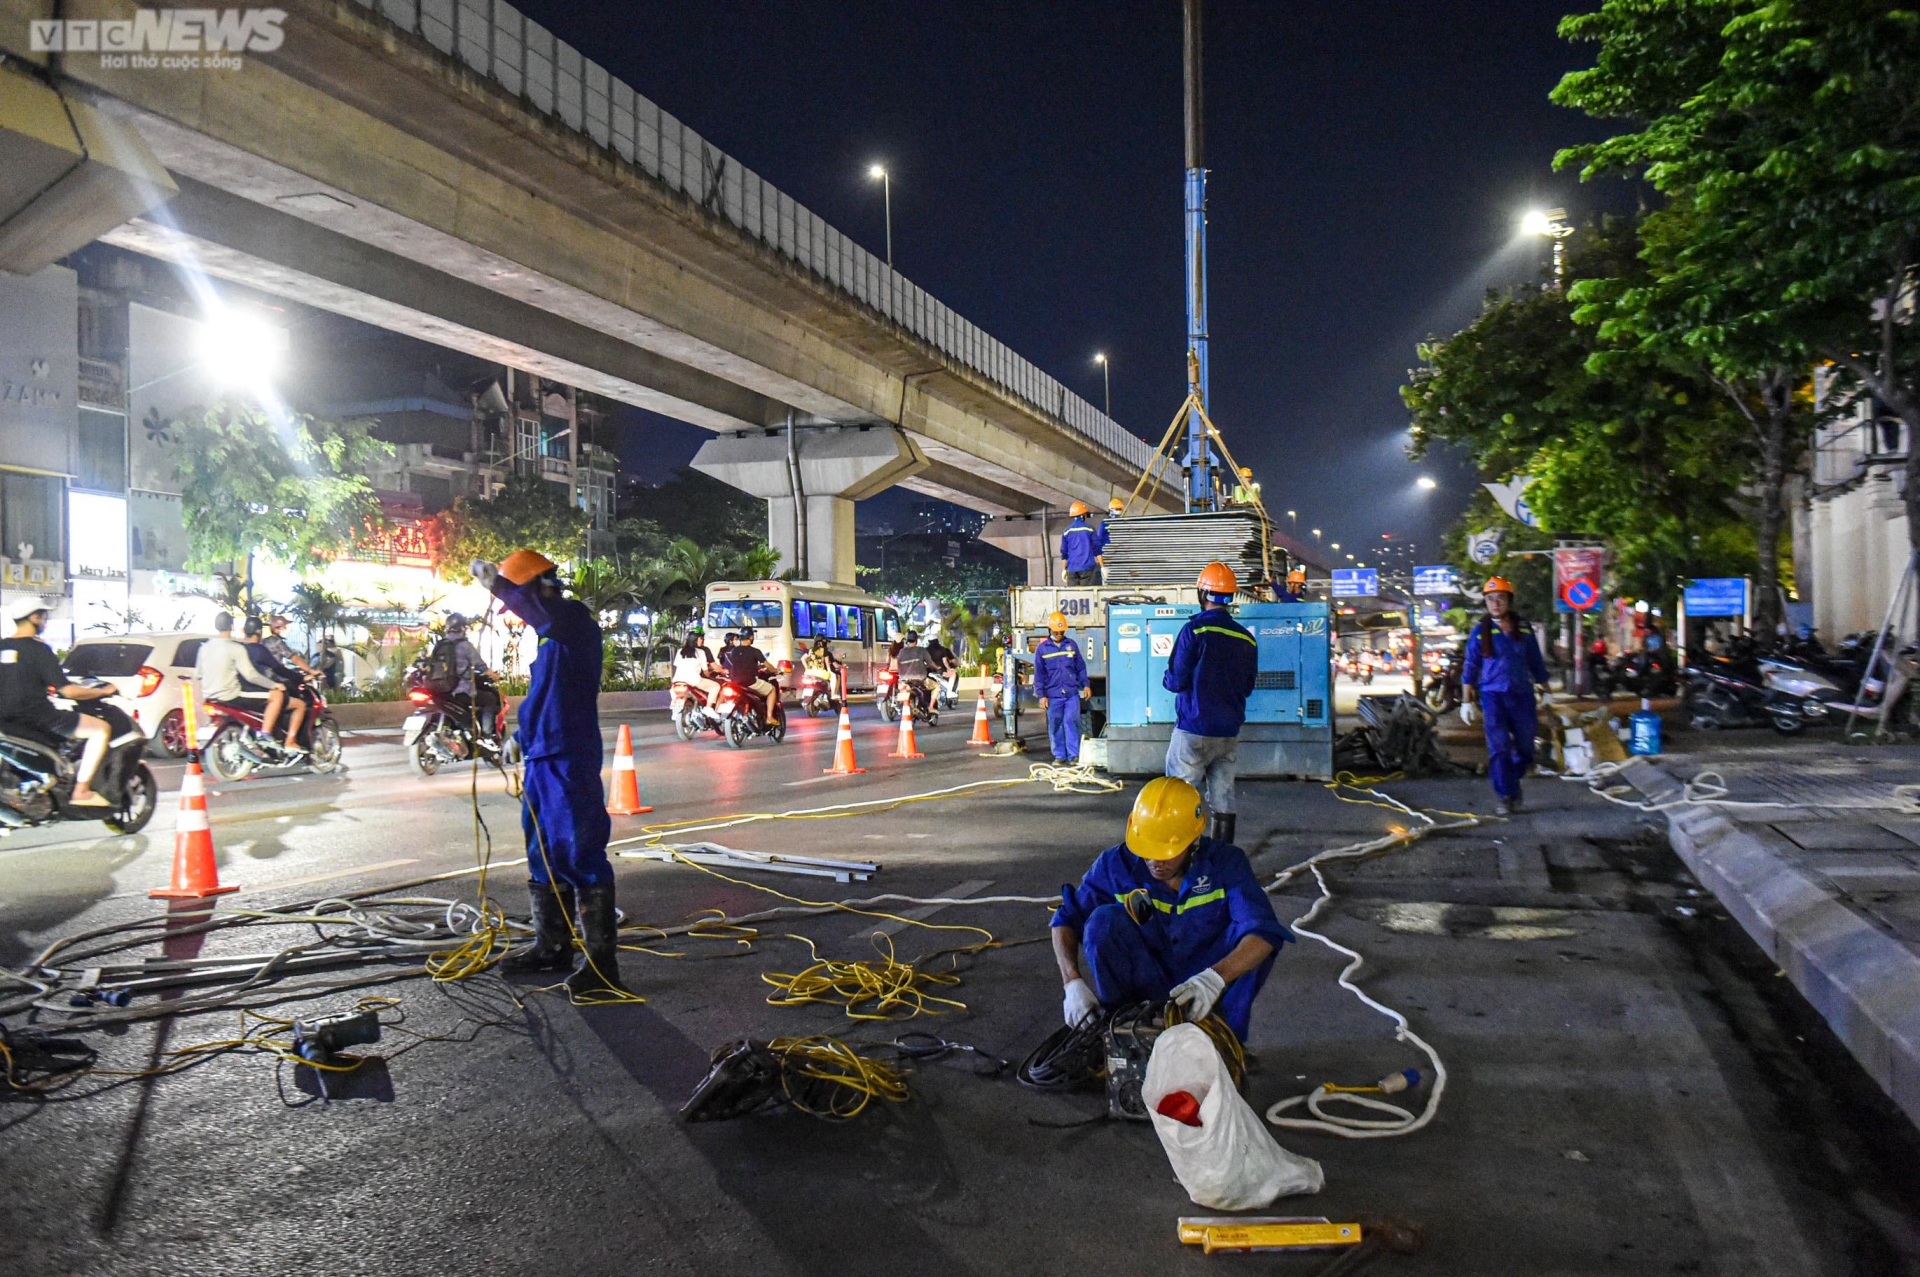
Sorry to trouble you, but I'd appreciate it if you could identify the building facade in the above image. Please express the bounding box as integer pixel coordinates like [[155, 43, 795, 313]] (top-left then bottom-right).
[[1806, 369, 1912, 642]]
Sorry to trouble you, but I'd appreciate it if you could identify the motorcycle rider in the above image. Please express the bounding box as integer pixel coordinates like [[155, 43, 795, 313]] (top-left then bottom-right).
[[1460, 576, 1550, 817], [196, 611, 292, 753], [428, 613, 485, 741], [243, 616, 307, 756], [802, 635, 844, 706], [265, 613, 325, 740], [719, 628, 784, 728], [890, 630, 935, 717], [472, 549, 630, 1000], [0, 597, 116, 806], [926, 631, 960, 706], [672, 629, 722, 705]]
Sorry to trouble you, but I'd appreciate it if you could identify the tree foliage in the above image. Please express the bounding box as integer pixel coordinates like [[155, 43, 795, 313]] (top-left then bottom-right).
[[171, 399, 391, 577], [431, 474, 589, 580]]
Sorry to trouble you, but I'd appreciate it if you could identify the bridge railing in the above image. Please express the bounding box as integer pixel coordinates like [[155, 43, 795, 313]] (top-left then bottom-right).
[[352, 0, 1153, 474]]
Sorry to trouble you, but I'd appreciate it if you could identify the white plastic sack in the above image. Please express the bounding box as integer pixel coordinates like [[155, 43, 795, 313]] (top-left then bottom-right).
[[1143, 1023, 1324, 1210]]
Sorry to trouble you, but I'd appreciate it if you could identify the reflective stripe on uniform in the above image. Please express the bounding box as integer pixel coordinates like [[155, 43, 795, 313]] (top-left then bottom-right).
[[1194, 626, 1256, 645], [1063, 526, 1095, 536], [1042, 650, 1076, 659], [1113, 887, 1225, 915]]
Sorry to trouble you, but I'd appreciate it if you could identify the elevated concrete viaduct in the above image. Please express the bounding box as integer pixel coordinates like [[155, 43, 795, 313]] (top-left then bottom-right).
[[1, 0, 1177, 583]]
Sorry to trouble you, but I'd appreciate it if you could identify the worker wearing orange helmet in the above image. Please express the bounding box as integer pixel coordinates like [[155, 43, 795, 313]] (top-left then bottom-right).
[[1461, 575, 1548, 816], [1161, 562, 1260, 846], [1274, 567, 1308, 603], [1060, 500, 1101, 586], [1032, 608, 1090, 764], [472, 549, 628, 999]]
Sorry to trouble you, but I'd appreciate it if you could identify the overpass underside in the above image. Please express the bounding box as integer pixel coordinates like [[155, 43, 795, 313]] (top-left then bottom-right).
[[1, 0, 1175, 582]]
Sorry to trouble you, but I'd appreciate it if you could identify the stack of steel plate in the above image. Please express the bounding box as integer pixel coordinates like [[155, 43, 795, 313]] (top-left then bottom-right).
[[1100, 512, 1268, 588]]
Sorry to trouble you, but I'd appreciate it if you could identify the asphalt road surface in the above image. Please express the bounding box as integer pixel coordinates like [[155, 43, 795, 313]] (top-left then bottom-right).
[[2, 707, 1917, 1276]]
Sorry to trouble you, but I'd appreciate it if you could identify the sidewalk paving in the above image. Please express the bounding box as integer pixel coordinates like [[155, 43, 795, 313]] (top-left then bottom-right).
[[1618, 736, 1920, 1128]]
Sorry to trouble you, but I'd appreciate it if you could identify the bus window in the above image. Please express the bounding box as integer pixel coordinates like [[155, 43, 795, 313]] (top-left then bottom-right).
[[705, 600, 784, 631], [810, 601, 835, 637], [792, 599, 812, 639], [838, 605, 862, 640], [877, 608, 902, 644]]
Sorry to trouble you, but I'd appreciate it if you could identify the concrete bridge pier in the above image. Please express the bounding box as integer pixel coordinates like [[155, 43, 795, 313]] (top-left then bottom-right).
[[979, 512, 1082, 586], [692, 425, 926, 585]]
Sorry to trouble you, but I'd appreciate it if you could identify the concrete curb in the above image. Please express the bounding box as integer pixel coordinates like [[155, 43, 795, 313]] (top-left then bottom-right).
[[1621, 757, 1920, 1128]]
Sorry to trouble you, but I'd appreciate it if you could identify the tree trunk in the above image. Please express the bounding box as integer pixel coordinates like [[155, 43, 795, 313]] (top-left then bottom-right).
[[1752, 375, 1792, 638]]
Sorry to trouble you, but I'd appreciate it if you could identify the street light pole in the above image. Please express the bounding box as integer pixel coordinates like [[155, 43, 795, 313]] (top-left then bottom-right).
[[1094, 353, 1111, 417], [868, 165, 892, 267]]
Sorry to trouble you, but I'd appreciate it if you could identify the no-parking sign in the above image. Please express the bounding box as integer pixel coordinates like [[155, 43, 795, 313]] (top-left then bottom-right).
[[1554, 547, 1605, 614]]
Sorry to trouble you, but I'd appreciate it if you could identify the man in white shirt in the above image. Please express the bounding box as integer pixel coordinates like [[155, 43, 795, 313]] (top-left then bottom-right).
[[194, 611, 286, 741]]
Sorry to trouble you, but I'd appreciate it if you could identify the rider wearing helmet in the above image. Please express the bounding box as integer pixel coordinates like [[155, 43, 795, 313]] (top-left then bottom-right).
[[1161, 562, 1259, 847], [472, 549, 628, 999], [243, 615, 308, 755], [1032, 610, 1089, 764], [1060, 500, 1101, 586], [0, 597, 117, 806], [1461, 576, 1549, 816], [1050, 776, 1290, 1042]]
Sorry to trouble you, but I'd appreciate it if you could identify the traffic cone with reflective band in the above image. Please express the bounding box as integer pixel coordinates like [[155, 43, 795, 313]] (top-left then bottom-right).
[[824, 706, 865, 774], [889, 701, 924, 759], [606, 723, 652, 815], [968, 689, 994, 746], [150, 756, 236, 899]]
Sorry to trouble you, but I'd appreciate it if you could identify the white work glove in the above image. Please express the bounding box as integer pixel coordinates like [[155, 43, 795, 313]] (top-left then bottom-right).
[[1063, 977, 1102, 1028], [1170, 967, 1226, 1022], [470, 559, 498, 589], [1459, 702, 1479, 727]]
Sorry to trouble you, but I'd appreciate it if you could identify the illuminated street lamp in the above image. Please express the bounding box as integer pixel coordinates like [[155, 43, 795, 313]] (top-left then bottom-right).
[[868, 164, 893, 267], [1416, 475, 1437, 491], [1521, 206, 1574, 286], [1094, 352, 1111, 417]]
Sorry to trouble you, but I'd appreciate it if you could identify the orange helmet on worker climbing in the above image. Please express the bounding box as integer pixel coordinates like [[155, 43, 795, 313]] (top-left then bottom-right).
[[1126, 777, 1207, 861], [1108, 497, 1125, 514], [1287, 568, 1307, 586], [1069, 500, 1091, 517], [1196, 561, 1239, 598], [1045, 610, 1069, 634], [1482, 576, 1515, 596], [501, 549, 559, 585]]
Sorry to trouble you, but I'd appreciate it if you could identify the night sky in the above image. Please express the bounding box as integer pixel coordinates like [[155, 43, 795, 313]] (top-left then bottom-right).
[[512, 0, 1632, 562]]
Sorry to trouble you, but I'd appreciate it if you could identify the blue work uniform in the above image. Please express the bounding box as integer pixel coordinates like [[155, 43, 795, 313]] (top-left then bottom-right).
[[1161, 607, 1258, 812], [491, 576, 612, 889], [1060, 518, 1101, 580], [1461, 616, 1549, 801], [1032, 634, 1088, 762], [1098, 519, 1115, 553], [1052, 839, 1291, 1042]]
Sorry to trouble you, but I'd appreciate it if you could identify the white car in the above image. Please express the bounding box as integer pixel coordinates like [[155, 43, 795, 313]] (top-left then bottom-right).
[[63, 632, 215, 758]]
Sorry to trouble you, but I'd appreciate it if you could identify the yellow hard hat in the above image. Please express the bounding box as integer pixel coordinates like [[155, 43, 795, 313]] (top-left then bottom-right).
[[501, 549, 559, 585], [1108, 497, 1125, 513], [1126, 777, 1206, 861], [1045, 610, 1069, 632]]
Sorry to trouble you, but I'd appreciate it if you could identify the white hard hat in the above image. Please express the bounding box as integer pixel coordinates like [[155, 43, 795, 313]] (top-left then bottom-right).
[[7, 596, 53, 623]]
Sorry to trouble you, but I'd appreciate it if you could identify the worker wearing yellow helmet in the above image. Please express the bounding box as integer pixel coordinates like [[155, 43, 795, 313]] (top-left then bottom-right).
[[1060, 500, 1101, 586], [1161, 562, 1260, 846], [471, 548, 630, 999], [1097, 497, 1126, 582], [1032, 609, 1090, 764], [1051, 777, 1290, 1042], [1461, 575, 1549, 817]]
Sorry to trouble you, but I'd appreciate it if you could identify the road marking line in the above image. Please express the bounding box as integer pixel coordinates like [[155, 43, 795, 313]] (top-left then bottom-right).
[[237, 858, 420, 895], [848, 878, 994, 941]]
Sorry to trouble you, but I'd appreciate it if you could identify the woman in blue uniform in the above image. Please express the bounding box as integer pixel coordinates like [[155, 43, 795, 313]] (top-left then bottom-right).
[[1460, 576, 1549, 816]]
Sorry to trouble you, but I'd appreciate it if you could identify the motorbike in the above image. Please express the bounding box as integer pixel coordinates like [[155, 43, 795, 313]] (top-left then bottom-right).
[[0, 691, 158, 836], [1683, 666, 1828, 735], [930, 666, 962, 711], [671, 679, 725, 739], [797, 665, 844, 717], [402, 668, 515, 776], [201, 678, 343, 781], [714, 678, 787, 748], [897, 676, 940, 728], [1422, 648, 1463, 713], [875, 667, 901, 722]]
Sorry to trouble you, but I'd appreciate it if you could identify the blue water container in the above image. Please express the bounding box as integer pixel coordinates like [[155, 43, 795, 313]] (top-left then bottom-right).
[[1629, 699, 1662, 756]]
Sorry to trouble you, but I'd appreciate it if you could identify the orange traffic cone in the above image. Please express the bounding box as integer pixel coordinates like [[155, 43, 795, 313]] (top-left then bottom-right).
[[151, 757, 236, 900], [824, 706, 866, 775], [606, 723, 653, 815], [968, 689, 995, 747], [889, 700, 925, 759]]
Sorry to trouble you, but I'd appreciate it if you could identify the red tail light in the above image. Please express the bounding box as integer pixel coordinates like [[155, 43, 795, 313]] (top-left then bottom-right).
[[136, 666, 163, 697], [779, 659, 793, 673], [408, 688, 434, 703], [718, 687, 739, 705]]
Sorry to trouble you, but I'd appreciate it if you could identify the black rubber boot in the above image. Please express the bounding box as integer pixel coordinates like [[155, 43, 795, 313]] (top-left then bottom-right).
[[500, 881, 574, 974], [1208, 813, 1237, 848], [565, 883, 632, 999]]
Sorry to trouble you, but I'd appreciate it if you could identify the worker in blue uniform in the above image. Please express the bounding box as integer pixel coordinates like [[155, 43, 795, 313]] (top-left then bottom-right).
[[1032, 609, 1090, 764], [1052, 777, 1290, 1043], [1060, 500, 1102, 586], [472, 549, 630, 1000], [1460, 575, 1549, 817], [1273, 567, 1307, 602], [1098, 497, 1125, 581], [1163, 561, 1260, 848]]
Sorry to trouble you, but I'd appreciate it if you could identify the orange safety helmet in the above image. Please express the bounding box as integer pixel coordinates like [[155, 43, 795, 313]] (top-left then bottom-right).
[[1482, 575, 1515, 595], [1068, 500, 1091, 517], [501, 549, 560, 585], [1197, 561, 1238, 598], [1287, 568, 1307, 585], [1045, 610, 1069, 633], [1108, 497, 1125, 514]]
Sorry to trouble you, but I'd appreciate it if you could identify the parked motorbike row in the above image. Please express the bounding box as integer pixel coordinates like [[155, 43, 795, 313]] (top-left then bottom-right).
[[1683, 631, 1890, 735]]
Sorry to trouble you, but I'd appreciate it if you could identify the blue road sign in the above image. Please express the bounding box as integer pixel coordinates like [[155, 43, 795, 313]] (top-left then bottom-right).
[[1332, 569, 1379, 598], [1413, 565, 1457, 596], [1684, 577, 1747, 618]]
